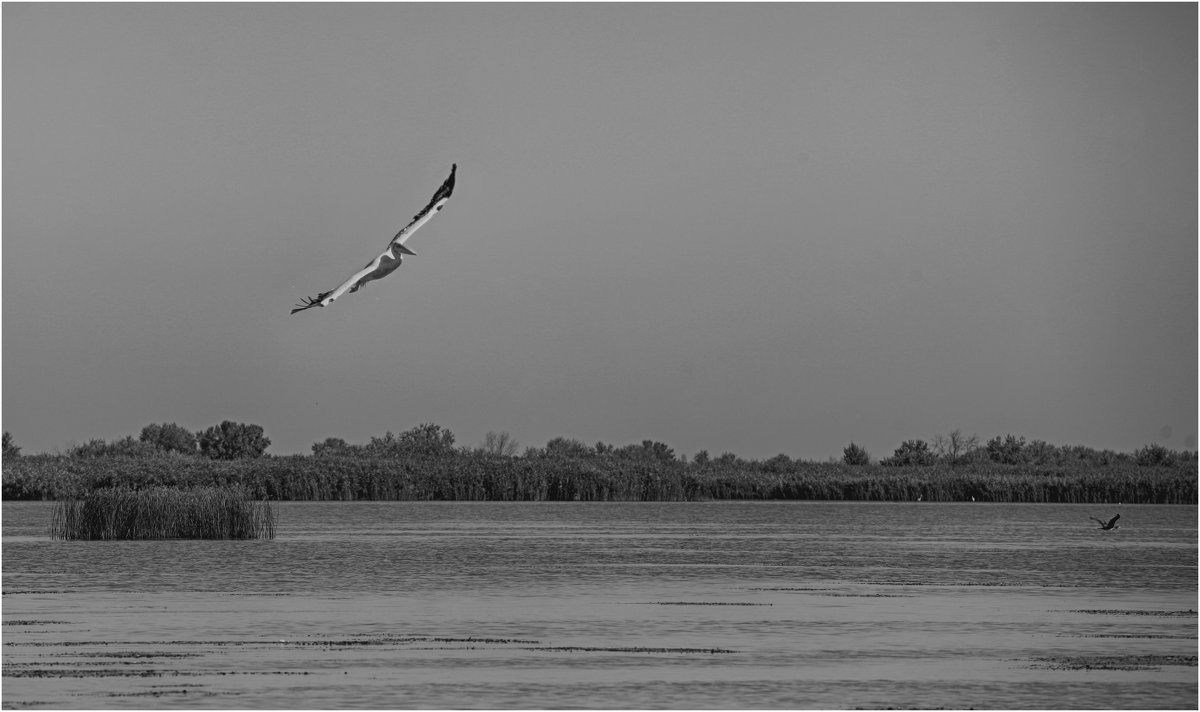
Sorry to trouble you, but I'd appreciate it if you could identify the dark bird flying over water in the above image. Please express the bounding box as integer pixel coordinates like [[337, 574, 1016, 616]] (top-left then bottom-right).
[[292, 164, 456, 314], [1090, 513, 1120, 530]]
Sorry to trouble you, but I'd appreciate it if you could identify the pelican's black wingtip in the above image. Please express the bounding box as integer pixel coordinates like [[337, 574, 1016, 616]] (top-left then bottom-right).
[[291, 296, 325, 314]]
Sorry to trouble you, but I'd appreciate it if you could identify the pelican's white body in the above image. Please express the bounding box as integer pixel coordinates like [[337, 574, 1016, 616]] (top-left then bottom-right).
[[317, 192, 451, 308]]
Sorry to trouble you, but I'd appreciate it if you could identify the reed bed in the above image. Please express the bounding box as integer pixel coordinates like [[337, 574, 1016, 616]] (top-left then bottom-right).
[[6, 451, 1195, 504], [49, 486, 274, 540]]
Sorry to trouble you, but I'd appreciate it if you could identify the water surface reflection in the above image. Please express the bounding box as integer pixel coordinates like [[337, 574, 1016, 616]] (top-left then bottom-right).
[[3, 502, 1195, 708]]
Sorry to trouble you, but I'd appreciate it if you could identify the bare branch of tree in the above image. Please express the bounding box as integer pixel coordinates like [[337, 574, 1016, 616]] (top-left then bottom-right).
[[482, 431, 519, 457]]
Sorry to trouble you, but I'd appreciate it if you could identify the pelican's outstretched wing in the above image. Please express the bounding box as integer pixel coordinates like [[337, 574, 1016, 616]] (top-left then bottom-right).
[[1105, 513, 1120, 529], [292, 164, 456, 314]]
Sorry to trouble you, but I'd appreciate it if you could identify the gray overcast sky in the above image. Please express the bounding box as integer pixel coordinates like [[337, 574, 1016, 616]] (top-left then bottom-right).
[[3, 3, 1196, 460]]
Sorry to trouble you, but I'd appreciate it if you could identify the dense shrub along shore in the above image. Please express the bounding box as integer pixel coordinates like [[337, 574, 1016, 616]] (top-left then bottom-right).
[[3, 424, 1195, 503], [3, 450, 1195, 504]]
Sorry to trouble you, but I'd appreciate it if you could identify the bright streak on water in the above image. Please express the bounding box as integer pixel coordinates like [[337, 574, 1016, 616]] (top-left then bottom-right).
[[2, 501, 1196, 709]]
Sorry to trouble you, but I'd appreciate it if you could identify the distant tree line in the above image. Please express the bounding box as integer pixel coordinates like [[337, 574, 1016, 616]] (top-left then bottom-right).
[[871, 429, 1195, 469], [2, 422, 1196, 469], [2, 423, 1195, 503], [3, 421, 270, 461]]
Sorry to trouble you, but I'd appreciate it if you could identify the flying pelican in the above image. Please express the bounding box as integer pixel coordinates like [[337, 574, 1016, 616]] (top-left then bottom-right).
[[292, 164, 456, 314], [1090, 513, 1120, 531]]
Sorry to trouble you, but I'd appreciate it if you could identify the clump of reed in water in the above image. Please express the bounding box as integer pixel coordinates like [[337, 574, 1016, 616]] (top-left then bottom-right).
[[50, 486, 274, 540]]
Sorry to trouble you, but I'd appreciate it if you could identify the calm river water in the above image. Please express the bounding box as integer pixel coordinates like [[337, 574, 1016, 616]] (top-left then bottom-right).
[[2, 501, 1196, 709]]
